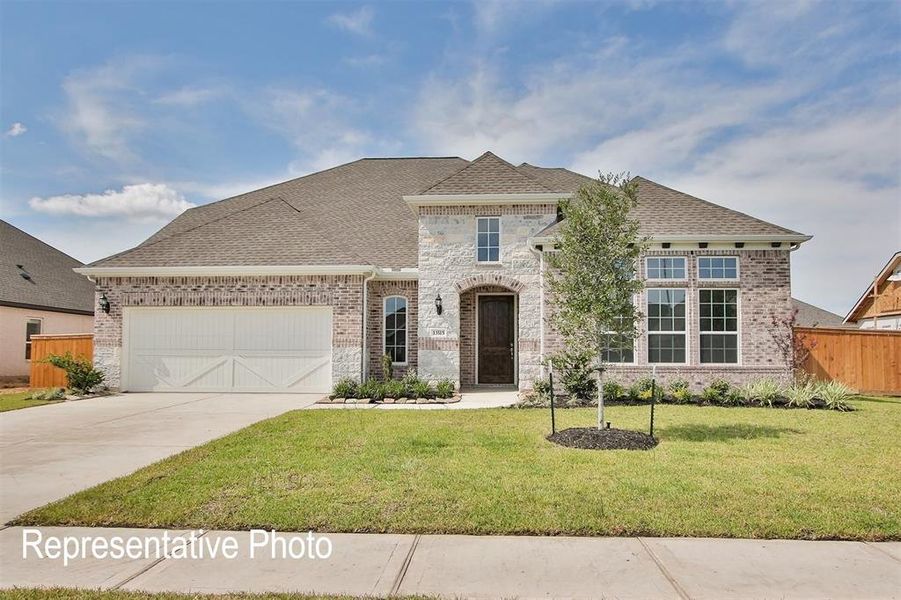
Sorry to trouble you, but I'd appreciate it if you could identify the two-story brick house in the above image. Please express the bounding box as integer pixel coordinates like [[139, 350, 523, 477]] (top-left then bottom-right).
[[76, 152, 810, 393]]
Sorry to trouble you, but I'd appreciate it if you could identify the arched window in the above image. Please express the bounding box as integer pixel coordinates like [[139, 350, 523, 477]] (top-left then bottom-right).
[[383, 296, 408, 364]]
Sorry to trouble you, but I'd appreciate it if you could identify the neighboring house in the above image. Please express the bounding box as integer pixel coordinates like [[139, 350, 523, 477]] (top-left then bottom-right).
[[844, 251, 901, 330], [791, 298, 847, 328], [0, 220, 95, 381], [76, 152, 811, 393]]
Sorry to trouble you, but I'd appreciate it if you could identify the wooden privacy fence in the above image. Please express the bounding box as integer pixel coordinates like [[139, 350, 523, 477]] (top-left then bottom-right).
[[29, 334, 94, 389], [794, 327, 901, 395]]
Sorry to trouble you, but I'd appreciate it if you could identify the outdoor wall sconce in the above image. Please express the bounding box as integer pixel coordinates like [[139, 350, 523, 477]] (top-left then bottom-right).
[[99, 294, 111, 314], [434, 293, 443, 315]]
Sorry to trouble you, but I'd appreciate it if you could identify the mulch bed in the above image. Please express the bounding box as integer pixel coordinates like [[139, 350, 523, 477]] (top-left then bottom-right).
[[547, 427, 658, 450]]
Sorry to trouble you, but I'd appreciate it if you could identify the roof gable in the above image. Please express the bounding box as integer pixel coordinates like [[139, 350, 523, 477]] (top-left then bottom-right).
[[419, 151, 552, 195], [0, 220, 94, 313]]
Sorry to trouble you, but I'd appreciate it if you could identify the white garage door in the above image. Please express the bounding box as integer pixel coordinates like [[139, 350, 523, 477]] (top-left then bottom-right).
[[123, 307, 332, 393]]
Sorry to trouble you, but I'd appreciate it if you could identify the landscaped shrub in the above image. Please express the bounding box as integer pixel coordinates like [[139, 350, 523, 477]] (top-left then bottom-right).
[[667, 379, 692, 404], [784, 381, 817, 408], [401, 369, 424, 397], [435, 379, 455, 399], [332, 377, 358, 398], [631, 377, 655, 401], [815, 380, 855, 411], [43, 353, 104, 394], [701, 378, 732, 404], [410, 380, 432, 399], [551, 349, 596, 401], [384, 379, 407, 399], [602, 380, 625, 401], [381, 354, 393, 381], [743, 378, 782, 407], [358, 379, 386, 401], [28, 388, 65, 401], [533, 376, 553, 400]]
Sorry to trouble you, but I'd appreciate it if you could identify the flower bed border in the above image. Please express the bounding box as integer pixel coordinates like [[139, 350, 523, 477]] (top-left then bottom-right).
[[317, 394, 462, 405]]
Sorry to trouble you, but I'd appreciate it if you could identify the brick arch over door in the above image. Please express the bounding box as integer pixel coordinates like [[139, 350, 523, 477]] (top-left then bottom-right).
[[454, 273, 526, 294]]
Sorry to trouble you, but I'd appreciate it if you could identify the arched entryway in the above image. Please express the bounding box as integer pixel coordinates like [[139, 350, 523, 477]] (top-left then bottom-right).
[[455, 274, 525, 387]]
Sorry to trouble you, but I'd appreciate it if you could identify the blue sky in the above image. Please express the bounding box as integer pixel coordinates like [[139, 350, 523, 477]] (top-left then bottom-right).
[[1, 0, 899, 315]]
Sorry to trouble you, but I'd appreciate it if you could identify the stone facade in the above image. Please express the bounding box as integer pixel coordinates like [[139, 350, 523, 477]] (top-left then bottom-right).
[[366, 280, 418, 380], [92, 275, 365, 389], [543, 248, 794, 390], [416, 204, 556, 389]]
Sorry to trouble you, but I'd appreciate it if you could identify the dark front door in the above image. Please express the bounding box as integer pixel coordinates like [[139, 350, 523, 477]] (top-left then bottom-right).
[[478, 295, 515, 384]]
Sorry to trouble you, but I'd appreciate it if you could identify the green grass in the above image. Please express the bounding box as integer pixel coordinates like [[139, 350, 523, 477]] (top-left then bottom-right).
[[0, 390, 62, 412], [13, 397, 901, 540], [0, 590, 424, 600]]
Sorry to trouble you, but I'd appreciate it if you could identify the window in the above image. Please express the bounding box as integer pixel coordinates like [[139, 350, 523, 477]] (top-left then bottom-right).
[[646, 257, 686, 280], [699, 289, 739, 364], [383, 296, 407, 364], [476, 217, 500, 262], [25, 318, 42, 360], [601, 332, 634, 363], [647, 289, 687, 363], [698, 256, 739, 279]]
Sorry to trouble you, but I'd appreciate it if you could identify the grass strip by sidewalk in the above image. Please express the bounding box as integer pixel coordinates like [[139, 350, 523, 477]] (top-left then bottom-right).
[[0, 391, 62, 413], [0, 590, 430, 600], [13, 398, 901, 540]]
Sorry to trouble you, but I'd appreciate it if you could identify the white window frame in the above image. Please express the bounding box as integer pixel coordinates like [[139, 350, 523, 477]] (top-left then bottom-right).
[[645, 256, 687, 281], [383, 296, 408, 366], [601, 296, 638, 364], [698, 288, 741, 365], [697, 256, 740, 281], [645, 288, 689, 365], [476, 216, 502, 264], [25, 317, 42, 361]]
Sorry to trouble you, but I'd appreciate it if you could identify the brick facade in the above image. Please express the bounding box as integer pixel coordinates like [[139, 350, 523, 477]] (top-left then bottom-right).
[[366, 280, 418, 380], [93, 275, 365, 389], [543, 249, 794, 390], [92, 234, 794, 393]]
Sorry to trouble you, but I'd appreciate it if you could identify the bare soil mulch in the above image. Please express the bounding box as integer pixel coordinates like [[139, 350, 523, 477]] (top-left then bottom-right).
[[547, 427, 658, 450]]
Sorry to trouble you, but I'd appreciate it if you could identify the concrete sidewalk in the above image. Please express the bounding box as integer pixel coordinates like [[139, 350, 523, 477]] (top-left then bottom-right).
[[1, 526, 898, 599]]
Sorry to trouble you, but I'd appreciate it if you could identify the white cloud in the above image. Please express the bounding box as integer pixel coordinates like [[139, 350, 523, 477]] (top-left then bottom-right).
[[5, 122, 27, 137], [411, 3, 899, 315], [251, 87, 383, 172], [328, 6, 375, 36], [155, 85, 225, 107], [29, 183, 195, 222], [59, 56, 163, 161]]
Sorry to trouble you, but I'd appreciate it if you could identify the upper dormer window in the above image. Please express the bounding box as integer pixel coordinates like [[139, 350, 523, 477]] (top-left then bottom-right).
[[477, 217, 500, 262]]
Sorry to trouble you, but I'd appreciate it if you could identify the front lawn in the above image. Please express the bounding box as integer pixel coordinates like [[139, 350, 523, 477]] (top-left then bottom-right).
[[14, 397, 901, 540], [0, 590, 420, 600], [0, 390, 62, 412]]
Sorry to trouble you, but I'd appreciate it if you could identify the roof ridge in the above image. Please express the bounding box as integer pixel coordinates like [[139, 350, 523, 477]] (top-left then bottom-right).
[[87, 196, 285, 267], [360, 156, 463, 161], [417, 151, 553, 195], [147, 158, 372, 243], [0, 219, 85, 266], [633, 176, 805, 237]]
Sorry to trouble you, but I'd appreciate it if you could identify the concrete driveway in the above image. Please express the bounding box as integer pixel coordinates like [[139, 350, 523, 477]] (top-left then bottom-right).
[[0, 392, 318, 523]]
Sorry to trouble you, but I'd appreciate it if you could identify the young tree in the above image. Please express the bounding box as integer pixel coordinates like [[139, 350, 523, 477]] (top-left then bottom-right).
[[545, 174, 647, 429]]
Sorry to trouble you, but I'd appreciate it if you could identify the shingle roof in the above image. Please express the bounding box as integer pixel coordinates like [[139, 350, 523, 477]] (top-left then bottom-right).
[[89, 153, 807, 271], [791, 298, 848, 328], [0, 220, 94, 314], [97, 157, 467, 269], [419, 151, 553, 195], [531, 172, 805, 239]]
